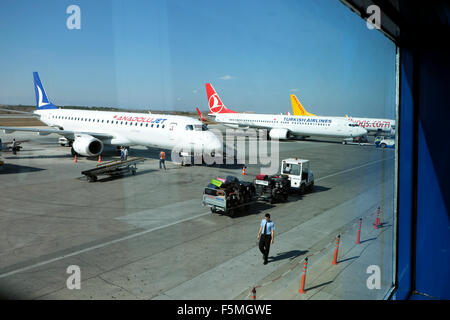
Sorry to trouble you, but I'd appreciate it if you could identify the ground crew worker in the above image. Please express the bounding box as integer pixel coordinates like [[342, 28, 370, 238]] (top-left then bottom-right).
[[123, 147, 128, 161], [375, 136, 381, 146], [11, 138, 17, 155], [120, 147, 124, 161], [257, 213, 275, 265], [159, 150, 166, 170]]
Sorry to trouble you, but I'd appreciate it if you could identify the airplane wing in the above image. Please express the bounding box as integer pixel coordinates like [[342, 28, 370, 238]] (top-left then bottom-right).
[[0, 126, 114, 140]]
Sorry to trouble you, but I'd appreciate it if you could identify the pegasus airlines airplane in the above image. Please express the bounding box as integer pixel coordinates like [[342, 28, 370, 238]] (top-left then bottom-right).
[[290, 94, 396, 136], [205, 83, 367, 140], [0, 73, 223, 157]]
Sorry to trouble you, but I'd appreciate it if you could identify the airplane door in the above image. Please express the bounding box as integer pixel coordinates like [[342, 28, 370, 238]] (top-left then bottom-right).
[[169, 122, 177, 140]]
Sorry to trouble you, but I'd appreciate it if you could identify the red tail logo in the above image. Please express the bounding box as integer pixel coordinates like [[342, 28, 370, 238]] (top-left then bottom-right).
[[196, 107, 207, 122], [205, 83, 237, 114]]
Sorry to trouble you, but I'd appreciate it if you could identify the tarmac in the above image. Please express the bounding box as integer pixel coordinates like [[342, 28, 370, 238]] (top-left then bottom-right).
[[0, 126, 395, 300]]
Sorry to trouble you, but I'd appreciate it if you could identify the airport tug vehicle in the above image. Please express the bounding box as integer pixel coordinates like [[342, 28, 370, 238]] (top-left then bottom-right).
[[375, 136, 395, 148], [202, 158, 314, 217], [280, 158, 314, 194]]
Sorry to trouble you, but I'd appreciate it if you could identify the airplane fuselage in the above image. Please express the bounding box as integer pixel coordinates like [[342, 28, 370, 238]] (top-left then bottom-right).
[[211, 113, 367, 138], [345, 117, 396, 136], [35, 108, 222, 152]]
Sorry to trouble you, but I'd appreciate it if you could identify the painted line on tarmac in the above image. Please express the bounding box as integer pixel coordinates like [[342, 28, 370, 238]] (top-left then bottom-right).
[[315, 157, 394, 182], [0, 211, 211, 279]]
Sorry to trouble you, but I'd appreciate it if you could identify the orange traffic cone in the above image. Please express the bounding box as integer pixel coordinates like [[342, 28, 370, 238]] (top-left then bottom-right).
[[98, 155, 102, 164], [242, 165, 246, 175], [332, 234, 340, 265], [74, 154, 77, 163], [299, 257, 308, 294]]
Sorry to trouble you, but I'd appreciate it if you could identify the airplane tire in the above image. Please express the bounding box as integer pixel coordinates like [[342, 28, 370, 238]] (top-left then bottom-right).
[[299, 184, 306, 195]]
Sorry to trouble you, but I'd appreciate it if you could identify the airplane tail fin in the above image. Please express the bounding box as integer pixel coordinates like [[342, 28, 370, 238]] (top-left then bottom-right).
[[205, 83, 237, 114], [196, 107, 207, 122], [290, 94, 316, 116], [33, 72, 57, 110]]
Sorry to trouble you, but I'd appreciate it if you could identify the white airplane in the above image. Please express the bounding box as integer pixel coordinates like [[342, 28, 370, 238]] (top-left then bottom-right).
[[290, 94, 396, 136], [0, 72, 223, 157], [205, 83, 367, 139]]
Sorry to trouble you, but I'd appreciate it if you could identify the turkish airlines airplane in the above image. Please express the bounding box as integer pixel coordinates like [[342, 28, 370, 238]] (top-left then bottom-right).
[[290, 94, 396, 136], [0, 73, 223, 157], [205, 83, 367, 140]]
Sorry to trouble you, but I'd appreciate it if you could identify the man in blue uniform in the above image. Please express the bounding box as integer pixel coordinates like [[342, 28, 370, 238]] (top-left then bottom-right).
[[257, 213, 275, 265]]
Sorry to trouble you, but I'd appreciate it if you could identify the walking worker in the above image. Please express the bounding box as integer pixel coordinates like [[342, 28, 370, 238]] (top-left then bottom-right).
[[11, 138, 17, 155], [159, 150, 166, 170], [120, 147, 124, 161], [123, 147, 128, 161], [257, 213, 275, 265]]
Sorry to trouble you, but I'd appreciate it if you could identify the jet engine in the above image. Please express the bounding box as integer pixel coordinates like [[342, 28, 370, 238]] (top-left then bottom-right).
[[72, 135, 104, 156], [269, 128, 291, 140]]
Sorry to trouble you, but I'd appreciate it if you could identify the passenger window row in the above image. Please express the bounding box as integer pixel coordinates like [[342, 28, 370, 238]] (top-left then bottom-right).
[[50, 115, 166, 128]]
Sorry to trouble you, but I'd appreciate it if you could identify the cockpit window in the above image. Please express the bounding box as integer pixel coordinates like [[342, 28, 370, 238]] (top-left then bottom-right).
[[185, 125, 194, 131], [193, 124, 209, 131]]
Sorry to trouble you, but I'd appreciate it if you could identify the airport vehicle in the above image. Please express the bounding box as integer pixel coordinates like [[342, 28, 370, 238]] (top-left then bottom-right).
[[375, 136, 395, 148], [281, 158, 314, 194], [81, 157, 145, 182], [254, 174, 290, 203], [342, 136, 373, 146], [59, 137, 70, 146], [290, 94, 396, 136], [202, 176, 256, 217], [202, 158, 314, 216], [205, 83, 367, 140], [0, 72, 223, 159]]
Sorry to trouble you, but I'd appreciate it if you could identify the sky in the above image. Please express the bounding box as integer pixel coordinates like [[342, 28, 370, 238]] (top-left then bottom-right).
[[0, 0, 397, 118]]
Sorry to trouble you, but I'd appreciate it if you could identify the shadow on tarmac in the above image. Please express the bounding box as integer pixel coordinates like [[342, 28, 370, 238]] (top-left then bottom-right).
[[4, 154, 72, 160], [305, 280, 333, 291], [359, 237, 377, 244], [0, 163, 45, 174], [337, 256, 360, 263], [269, 250, 308, 262], [288, 185, 331, 201], [216, 202, 277, 219], [90, 169, 158, 183]]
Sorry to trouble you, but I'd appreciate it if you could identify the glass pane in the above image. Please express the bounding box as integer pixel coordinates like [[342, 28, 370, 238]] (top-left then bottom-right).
[[0, 0, 396, 302]]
